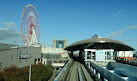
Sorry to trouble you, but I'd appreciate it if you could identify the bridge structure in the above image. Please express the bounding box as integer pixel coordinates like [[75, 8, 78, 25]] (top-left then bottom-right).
[[53, 35, 137, 81]]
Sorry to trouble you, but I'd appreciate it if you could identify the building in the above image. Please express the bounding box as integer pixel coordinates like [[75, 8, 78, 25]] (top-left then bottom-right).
[[41, 46, 69, 69], [0, 39, 69, 69], [53, 39, 67, 48], [0, 44, 42, 69], [64, 34, 134, 66]]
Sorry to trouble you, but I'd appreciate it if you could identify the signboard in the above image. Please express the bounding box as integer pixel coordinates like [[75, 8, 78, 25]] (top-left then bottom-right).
[[95, 50, 105, 61], [17, 55, 31, 59]]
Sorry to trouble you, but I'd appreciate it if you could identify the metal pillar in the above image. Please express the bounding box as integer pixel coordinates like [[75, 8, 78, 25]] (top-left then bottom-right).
[[111, 51, 113, 60], [85, 51, 87, 61]]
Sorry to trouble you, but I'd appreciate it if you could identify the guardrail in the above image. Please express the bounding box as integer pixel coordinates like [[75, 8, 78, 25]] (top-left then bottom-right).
[[107, 62, 137, 78], [88, 62, 126, 81], [54, 59, 73, 81], [78, 65, 83, 81]]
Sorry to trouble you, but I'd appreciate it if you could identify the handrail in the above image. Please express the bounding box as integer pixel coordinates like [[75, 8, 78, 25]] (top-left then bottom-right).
[[54, 59, 73, 81], [78, 65, 83, 81], [90, 62, 126, 81]]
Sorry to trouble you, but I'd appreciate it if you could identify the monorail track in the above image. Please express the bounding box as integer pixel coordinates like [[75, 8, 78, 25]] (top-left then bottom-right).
[[66, 61, 93, 81]]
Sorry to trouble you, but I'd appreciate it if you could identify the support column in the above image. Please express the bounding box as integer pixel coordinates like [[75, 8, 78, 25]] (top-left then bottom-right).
[[93, 69, 96, 74], [117, 51, 119, 58], [90, 67, 93, 72], [100, 75, 104, 81], [106, 52, 107, 61], [111, 51, 113, 60], [97, 73, 100, 79], [85, 51, 87, 61], [88, 62, 90, 68], [124, 51, 125, 60], [104, 78, 108, 81]]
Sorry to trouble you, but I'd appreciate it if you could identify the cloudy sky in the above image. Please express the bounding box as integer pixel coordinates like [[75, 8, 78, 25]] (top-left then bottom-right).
[[0, 0, 137, 50]]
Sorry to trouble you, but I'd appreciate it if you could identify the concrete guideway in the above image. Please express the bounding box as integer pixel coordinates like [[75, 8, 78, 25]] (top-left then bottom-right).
[[66, 61, 93, 81], [68, 61, 78, 81], [80, 63, 93, 81], [53, 59, 94, 81]]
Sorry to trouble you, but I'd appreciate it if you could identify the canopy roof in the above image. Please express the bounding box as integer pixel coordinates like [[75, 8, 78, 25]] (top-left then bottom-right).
[[64, 37, 134, 51]]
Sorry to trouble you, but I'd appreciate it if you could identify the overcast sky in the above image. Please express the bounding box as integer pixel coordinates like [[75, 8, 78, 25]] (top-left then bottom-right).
[[0, 0, 137, 50]]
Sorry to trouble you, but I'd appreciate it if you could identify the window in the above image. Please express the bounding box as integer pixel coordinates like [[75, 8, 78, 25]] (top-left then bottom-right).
[[54, 61, 58, 63], [107, 52, 111, 60], [19, 60, 22, 63], [11, 55, 14, 59], [0, 63, 3, 66], [92, 52, 95, 54], [92, 52, 95, 60], [59, 61, 62, 63], [87, 51, 91, 59]]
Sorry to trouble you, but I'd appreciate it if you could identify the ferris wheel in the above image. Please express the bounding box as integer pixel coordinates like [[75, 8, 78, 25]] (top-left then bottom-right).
[[20, 4, 40, 46]]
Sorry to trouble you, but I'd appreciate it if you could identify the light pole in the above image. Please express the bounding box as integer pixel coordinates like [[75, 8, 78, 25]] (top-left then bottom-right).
[[29, 65, 31, 81]]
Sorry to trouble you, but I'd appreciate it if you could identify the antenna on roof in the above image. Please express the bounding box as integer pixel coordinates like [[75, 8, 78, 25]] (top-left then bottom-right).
[[92, 34, 98, 38]]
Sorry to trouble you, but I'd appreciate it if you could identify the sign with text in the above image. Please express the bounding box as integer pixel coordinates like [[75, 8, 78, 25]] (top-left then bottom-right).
[[17, 55, 31, 59], [95, 50, 105, 61]]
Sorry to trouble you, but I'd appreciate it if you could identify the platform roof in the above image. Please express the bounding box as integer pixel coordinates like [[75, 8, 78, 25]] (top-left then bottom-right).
[[64, 37, 134, 51]]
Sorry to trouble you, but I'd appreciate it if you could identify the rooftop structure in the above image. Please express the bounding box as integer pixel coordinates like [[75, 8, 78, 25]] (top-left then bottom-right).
[[53, 39, 67, 48], [64, 34, 134, 51], [0, 43, 16, 51]]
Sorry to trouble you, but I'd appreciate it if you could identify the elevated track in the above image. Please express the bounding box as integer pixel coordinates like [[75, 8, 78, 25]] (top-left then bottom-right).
[[54, 57, 97, 81], [66, 61, 93, 81]]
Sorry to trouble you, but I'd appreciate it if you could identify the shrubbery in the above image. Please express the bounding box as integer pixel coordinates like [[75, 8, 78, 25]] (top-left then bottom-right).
[[0, 63, 54, 81]]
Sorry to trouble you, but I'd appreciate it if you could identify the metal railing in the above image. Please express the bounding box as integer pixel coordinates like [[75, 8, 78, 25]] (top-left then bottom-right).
[[54, 59, 73, 81], [88, 62, 126, 81]]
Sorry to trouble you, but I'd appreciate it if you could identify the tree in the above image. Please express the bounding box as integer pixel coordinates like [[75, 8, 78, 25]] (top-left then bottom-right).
[[31, 63, 54, 81], [0, 63, 54, 81]]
